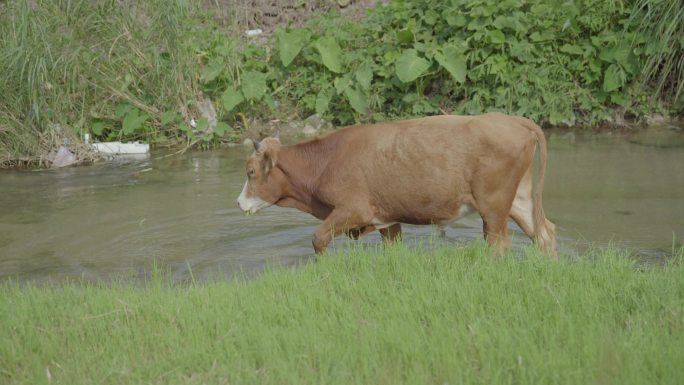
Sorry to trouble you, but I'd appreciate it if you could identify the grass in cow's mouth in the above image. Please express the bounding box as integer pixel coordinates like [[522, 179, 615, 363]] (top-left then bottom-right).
[[1, 243, 683, 385]]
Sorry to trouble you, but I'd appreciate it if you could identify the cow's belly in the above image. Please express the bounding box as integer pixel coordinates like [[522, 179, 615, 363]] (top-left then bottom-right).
[[436, 203, 476, 225], [373, 202, 475, 227]]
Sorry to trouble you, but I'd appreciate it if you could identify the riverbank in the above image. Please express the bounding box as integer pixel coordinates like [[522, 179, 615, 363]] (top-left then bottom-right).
[[2, 243, 683, 384], [1, 0, 682, 168]]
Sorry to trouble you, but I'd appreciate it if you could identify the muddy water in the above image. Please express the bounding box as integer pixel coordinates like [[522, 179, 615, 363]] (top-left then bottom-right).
[[1, 128, 682, 283], [544, 128, 684, 257]]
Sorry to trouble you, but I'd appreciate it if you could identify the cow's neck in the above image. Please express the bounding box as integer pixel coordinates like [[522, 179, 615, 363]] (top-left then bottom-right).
[[276, 138, 338, 215]]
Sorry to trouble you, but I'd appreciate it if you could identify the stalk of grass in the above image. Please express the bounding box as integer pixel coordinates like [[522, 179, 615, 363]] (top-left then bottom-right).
[[1, 243, 683, 385], [628, 0, 684, 105]]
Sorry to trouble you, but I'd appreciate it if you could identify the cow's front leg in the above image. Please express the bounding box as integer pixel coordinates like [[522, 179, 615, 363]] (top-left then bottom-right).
[[313, 209, 365, 254]]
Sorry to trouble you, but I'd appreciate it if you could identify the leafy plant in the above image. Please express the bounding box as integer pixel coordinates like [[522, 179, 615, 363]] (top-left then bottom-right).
[[395, 49, 431, 83], [3, 0, 681, 167], [211, 0, 667, 128], [122, 108, 149, 135], [276, 27, 311, 67], [315, 36, 344, 73]]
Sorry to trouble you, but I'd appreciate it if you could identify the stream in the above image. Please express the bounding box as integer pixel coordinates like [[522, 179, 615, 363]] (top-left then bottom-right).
[[1, 127, 682, 283]]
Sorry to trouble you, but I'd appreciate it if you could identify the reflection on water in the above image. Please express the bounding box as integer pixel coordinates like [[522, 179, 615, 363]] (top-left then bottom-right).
[[0, 128, 682, 283]]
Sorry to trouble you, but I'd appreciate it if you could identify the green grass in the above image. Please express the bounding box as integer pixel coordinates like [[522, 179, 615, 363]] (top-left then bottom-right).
[[1, 244, 683, 384], [628, 0, 684, 105]]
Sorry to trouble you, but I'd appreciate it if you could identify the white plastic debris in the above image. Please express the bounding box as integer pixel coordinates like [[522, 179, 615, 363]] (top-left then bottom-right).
[[245, 29, 263, 37], [92, 141, 150, 155]]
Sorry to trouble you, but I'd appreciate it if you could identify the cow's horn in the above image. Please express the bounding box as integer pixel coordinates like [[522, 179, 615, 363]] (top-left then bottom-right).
[[252, 138, 260, 152], [274, 129, 281, 140]]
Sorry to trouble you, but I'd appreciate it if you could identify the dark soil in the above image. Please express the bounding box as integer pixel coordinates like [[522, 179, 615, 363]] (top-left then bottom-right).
[[202, 0, 384, 31]]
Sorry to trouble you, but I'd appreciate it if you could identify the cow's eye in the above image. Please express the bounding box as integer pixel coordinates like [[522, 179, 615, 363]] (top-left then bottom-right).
[[247, 168, 255, 178]]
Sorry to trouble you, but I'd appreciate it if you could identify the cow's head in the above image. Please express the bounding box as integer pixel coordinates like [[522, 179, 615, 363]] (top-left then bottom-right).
[[236, 136, 286, 214]]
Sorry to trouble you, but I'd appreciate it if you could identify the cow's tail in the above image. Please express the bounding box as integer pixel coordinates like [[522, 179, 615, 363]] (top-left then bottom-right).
[[524, 119, 557, 256]]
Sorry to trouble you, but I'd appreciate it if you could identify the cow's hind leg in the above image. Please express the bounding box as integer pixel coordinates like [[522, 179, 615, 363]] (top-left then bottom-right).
[[379, 223, 402, 243], [480, 212, 510, 256], [509, 169, 536, 239], [475, 191, 516, 256], [509, 169, 557, 256]]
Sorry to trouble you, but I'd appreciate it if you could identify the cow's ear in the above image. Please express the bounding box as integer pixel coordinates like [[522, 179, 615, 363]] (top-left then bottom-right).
[[262, 146, 278, 174]]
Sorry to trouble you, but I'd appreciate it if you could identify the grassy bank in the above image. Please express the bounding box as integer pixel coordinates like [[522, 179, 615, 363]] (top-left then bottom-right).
[[2, 244, 683, 384], [0, 0, 203, 167]]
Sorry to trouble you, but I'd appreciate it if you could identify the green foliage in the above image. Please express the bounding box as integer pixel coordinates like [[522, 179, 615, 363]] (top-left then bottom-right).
[[1, 0, 682, 165], [240, 71, 269, 101], [395, 49, 431, 83], [276, 27, 310, 67], [315, 36, 345, 73], [435, 46, 467, 83], [221, 88, 245, 113], [161, 111, 181, 126], [197, 0, 678, 129], [122, 108, 150, 135], [344, 86, 368, 114]]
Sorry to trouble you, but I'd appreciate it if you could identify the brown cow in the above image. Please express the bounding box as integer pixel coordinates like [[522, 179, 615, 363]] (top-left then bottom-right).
[[237, 113, 557, 256]]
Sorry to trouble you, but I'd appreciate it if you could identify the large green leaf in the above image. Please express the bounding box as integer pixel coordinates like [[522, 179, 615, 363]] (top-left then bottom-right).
[[115, 102, 133, 119], [91, 121, 106, 135], [196, 118, 209, 132], [423, 9, 439, 25], [214, 122, 231, 137], [435, 46, 467, 83], [395, 49, 431, 83], [315, 36, 343, 73], [315, 88, 333, 116], [600, 44, 640, 76], [334, 73, 353, 95], [240, 71, 268, 101], [397, 28, 414, 44], [276, 27, 310, 67], [200, 59, 225, 83], [161, 111, 179, 126], [221, 87, 244, 112], [599, 44, 630, 64], [344, 86, 368, 114], [355, 61, 373, 91], [445, 11, 467, 27], [560, 44, 584, 56], [122, 108, 148, 135], [603, 64, 625, 92], [486, 29, 506, 44]]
